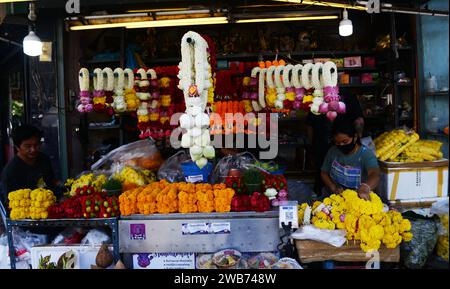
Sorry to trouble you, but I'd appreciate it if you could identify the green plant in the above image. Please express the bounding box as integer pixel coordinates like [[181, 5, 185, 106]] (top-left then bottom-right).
[[242, 168, 264, 194], [38, 255, 57, 269], [102, 178, 123, 196]]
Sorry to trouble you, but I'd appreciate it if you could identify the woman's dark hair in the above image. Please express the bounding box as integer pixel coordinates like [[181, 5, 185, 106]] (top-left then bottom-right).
[[331, 116, 357, 138], [12, 125, 42, 147]]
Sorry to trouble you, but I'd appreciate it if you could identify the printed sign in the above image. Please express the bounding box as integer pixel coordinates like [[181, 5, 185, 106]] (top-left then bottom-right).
[[130, 224, 146, 240], [279, 201, 299, 229], [182, 222, 231, 235], [133, 253, 195, 269]]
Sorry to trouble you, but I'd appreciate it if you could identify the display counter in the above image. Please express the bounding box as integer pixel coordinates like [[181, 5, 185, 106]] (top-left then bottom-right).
[[119, 211, 280, 254]]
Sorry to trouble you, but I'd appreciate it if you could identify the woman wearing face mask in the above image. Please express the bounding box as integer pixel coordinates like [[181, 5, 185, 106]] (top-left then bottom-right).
[[320, 116, 380, 200]]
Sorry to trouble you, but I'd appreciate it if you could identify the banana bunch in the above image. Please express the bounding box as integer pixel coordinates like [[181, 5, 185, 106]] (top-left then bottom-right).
[[375, 130, 443, 163]]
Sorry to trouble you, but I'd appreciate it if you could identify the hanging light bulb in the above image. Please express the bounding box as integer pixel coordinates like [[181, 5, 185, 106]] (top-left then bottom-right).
[[23, 30, 43, 56], [23, 2, 42, 56], [339, 8, 353, 37]]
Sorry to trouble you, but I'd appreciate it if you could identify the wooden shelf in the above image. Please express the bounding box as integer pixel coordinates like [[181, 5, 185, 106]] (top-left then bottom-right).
[[338, 67, 378, 72], [145, 50, 376, 65], [397, 82, 413, 87], [85, 59, 121, 64], [426, 91, 449, 96], [88, 125, 121, 130], [339, 83, 377, 88]]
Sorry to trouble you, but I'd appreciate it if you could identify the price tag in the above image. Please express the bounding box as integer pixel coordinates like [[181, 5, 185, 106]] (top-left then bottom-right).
[[279, 201, 298, 229]]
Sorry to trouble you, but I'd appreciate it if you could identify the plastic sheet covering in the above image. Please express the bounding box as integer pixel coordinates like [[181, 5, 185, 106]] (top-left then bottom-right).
[[401, 218, 439, 268]]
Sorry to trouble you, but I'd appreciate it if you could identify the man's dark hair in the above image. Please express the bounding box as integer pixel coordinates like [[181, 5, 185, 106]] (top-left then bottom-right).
[[12, 125, 42, 147], [331, 115, 357, 138]]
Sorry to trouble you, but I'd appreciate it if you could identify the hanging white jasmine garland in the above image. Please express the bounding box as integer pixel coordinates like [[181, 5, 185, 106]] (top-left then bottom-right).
[[322, 61, 346, 121], [250, 67, 265, 111], [177, 31, 215, 169], [77, 68, 93, 113], [136, 68, 151, 101], [113, 68, 127, 112], [274, 65, 286, 109], [282, 64, 296, 103], [310, 62, 325, 115]]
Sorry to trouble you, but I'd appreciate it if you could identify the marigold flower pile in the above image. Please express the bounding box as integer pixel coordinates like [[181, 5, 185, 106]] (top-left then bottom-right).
[[8, 188, 56, 220], [297, 189, 413, 252], [119, 181, 235, 215]]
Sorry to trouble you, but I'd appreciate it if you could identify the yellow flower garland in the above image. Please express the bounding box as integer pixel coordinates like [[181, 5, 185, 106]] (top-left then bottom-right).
[[298, 189, 413, 252]]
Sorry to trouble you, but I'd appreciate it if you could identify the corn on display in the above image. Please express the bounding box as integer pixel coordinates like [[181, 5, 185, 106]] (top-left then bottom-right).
[[375, 130, 443, 163]]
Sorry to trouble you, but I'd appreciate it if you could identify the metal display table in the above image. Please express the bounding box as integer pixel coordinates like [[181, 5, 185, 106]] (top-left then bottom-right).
[[119, 211, 280, 254], [5, 218, 119, 269]]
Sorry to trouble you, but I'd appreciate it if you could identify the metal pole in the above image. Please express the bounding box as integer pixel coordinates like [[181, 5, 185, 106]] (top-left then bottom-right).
[[56, 16, 69, 181]]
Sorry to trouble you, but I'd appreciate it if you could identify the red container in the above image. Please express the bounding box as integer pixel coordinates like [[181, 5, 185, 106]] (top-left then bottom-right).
[[363, 57, 376, 68], [361, 73, 374, 84]]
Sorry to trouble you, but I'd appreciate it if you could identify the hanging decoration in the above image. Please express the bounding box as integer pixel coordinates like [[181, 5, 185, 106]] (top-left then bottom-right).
[[321, 61, 346, 121], [77, 68, 93, 113], [92, 68, 107, 113], [112, 68, 127, 113], [177, 31, 215, 169], [103, 67, 115, 116], [124, 68, 140, 111]]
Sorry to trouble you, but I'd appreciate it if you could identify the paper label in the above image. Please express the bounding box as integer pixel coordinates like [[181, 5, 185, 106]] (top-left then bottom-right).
[[208, 222, 231, 234], [130, 224, 146, 240], [185, 174, 204, 183], [133, 253, 195, 269], [182, 222, 231, 235], [182, 223, 209, 235]]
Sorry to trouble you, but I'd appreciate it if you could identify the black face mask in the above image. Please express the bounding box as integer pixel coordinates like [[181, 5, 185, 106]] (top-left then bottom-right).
[[337, 138, 356, 154]]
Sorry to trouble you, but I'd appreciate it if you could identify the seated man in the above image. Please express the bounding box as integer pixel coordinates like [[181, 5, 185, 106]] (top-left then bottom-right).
[[1, 125, 59, 210]]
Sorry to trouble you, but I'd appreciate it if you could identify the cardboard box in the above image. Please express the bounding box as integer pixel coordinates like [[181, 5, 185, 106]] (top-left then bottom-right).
[[132, 253, 196, 269], [378, 159, 448, 203], [31, 244, 114, 269]]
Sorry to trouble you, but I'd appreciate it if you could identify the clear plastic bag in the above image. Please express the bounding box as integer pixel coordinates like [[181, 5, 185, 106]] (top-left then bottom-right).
[[401, 219, 439, 269], [91, 139, 164, 172], [430, 198, 449, 261], [81, 228, 111, 245], [247, 253, 279, 269], [51, 228, 87, 245], [0, 228, 47, 269], [157, 151, 191, 183], [211, 152, 258, 184], [291, 225, 347, 247]]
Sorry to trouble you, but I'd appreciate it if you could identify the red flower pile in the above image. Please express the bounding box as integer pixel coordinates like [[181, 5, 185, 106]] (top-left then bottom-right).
[[262, 173, 287, 192], [48, 187, 120, 219]]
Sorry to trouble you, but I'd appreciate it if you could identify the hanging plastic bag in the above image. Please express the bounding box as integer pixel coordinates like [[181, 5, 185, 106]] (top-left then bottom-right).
[[291, 225, 347, 247], [91, 139, 164, 172], [211, 151, 258, 184], [430, 198, 449, 261], [157, 151, 191, 183]]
